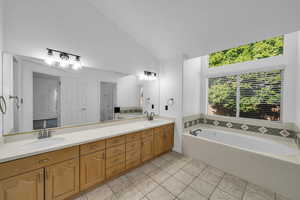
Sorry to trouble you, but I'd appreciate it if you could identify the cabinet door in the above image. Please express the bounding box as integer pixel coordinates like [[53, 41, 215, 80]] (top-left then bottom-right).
[[45, 158, 79, 200], [0, 168, 44, 200], [80, 150, 106, 190], [164, 125, 174, 152], [153, 128, 164, 156], [141, 137, 154, 162]]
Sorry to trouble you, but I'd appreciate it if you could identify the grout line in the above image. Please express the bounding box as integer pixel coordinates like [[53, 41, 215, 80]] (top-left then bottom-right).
[[208, 172, 226, 200], [240, 182, 249, 200]]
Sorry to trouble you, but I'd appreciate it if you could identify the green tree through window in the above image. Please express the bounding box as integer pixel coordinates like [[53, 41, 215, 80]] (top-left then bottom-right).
[[207, 36, 283, 121], [209, 36, 284, 68]]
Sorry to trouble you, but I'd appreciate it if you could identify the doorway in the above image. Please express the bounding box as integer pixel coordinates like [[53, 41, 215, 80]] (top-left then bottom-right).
[[100, 82, 116, 121], [33, 72, 60, 129]]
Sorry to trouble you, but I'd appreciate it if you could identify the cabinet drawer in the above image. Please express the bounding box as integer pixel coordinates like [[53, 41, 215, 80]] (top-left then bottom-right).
[[141, 129, 153, 139], [106, 144, 125, 158], [126, 150, 140, 161], [126, 132, 141, 143], [126, 159, 140, 170], [106, 153, 125, 168], [80, 140, 106, 155], [126, 140, 141, 152], [106, 162, 125, 179], [106, 136, 125, 148], [0, 146, 79, 180]]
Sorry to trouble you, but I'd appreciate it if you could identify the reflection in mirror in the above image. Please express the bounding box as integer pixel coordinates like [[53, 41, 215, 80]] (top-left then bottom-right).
[[1, 53, 160, 135]]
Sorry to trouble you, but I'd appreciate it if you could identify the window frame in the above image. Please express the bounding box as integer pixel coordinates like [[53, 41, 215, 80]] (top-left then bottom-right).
[[205, 60, 285, 123]]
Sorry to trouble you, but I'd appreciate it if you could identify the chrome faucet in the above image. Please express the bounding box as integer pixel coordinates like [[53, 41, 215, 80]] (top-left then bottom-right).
[[144, 111, 155, 121]]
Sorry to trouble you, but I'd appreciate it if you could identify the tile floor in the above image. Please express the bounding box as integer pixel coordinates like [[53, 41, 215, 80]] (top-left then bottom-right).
[[75, 152, 290, 200]]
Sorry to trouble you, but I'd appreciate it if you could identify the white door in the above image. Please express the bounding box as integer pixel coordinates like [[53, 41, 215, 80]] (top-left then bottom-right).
[[61, 78, 88, 126]]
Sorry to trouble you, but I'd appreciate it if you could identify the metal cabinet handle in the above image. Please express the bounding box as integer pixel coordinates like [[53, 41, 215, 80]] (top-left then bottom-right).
[[38, 158, 50, 164], [0, 96, 7, 114]]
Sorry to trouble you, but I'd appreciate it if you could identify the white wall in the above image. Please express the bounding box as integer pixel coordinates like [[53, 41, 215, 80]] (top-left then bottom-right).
[[183, 57, 201, 117], [117, 75, 139, 107], [3, 0, 159, 74], [159, 57, 183, 153]]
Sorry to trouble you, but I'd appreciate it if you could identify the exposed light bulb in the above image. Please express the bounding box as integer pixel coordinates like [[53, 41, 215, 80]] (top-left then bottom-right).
[[45, 49, 55, 65], [45, 57, 55, 65], [59, 59, 69, 68], [72, 56, 82, 70]]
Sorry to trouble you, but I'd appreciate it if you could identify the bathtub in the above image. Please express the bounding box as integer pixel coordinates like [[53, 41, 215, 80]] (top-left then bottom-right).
[[183, 128, 300, 200]]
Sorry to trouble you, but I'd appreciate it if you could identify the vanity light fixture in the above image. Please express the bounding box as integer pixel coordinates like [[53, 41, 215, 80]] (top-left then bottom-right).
[[44, 48, 82, 70], [139, 71, 158, 81]]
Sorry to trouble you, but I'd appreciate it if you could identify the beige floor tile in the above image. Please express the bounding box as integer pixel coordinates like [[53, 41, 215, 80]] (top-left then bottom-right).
[[210, 188, 239, 200], [275, 194, 291, 200], [161, 162, 182, 175], [218, 174, 247, 199], [161, 153, 177, 162], [148, 168, 171, 183], [188, 159, 207, 170], [151, 156, 168, 167], [244, 183, 275, 200], [126, 170, 148, 184], [173, 169, 195, 185], [190, 177, 216, 198], [243, 188, 274, 200], [181, 163, 203, 176], [107, 175, 133, 194], [161, 176, 187, 196], [199, 167, 223, 185], [205, 165, 225, 177], [177, 187, 208, 200], [74, 195, 87, 200], [134, 176, 158, 195], [139, 163, 159, 174], [114, 185, 143, 200], [146, 185, 175, 200], [86, 184, 115, 200]]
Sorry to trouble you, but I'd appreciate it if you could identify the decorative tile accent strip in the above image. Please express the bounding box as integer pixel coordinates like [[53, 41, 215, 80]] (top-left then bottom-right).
[[184, 117, 296, 139], [258, 127, 268, 134], [120, 107, 143, 114], [241, 124, 249, 131]]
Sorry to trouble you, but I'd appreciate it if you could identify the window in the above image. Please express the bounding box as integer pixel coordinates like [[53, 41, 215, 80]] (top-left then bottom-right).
[[208, 70, 282, 121], [208, 36, 284, 68]]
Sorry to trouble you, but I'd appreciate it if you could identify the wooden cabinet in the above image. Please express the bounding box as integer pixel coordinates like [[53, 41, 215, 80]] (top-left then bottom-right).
[[45, 158, 79, 200], [0, 123, 174, 200], [154, 124, 174, 156], [0, 169, 44, 200], [141, 129, 154, 162], [163, 124, 174, 152], [141, 137, 154, 162], [106, 144, 125, 179], [80, 150, 105, 190]]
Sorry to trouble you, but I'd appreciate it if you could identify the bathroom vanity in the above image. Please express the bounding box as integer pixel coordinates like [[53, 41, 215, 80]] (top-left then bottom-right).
[[0, 120, 174, 200]]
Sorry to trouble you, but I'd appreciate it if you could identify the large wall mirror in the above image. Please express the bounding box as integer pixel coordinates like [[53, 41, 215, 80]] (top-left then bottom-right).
[[1, 53, 160, 135]]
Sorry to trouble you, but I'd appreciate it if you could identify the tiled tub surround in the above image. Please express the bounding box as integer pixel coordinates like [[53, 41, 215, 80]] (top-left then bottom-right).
[[183, 129, 300, 200], [74, 151, 290, 200], [183, 115, 297, 139]]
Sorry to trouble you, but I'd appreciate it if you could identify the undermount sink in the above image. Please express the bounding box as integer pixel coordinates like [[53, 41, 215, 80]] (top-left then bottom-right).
[[22, 137, 66, 149]]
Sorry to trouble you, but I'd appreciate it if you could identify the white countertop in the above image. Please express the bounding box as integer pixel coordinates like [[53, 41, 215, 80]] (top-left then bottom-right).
[[0, 118, 174, 163]]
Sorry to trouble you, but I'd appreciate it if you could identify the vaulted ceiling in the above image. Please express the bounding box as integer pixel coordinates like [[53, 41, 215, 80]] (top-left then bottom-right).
[[3, 0, 300, 73], [88, 0, 300, 60]]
